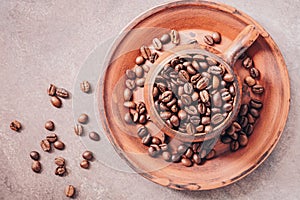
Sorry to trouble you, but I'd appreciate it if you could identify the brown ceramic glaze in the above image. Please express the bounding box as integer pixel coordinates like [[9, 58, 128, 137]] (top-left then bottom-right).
[[99, 1, 290, 190]]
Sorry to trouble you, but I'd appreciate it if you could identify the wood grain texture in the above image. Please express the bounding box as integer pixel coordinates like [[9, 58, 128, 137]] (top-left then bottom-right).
[[99, 0, 290, 190]]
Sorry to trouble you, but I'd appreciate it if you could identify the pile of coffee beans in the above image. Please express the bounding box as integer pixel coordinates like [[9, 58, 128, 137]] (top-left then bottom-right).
[[80, 150, 94, 169], [55, 157, 67, 176], [30, 151, 42, 173], [153, 53, 236, 135]]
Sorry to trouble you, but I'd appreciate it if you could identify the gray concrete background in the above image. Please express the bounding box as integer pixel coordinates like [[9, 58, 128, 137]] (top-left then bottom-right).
[[0, 0, 299, 199]]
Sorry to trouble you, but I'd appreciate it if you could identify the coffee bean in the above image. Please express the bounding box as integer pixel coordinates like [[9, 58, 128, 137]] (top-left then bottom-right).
[[200, 90, 210, 103], [252, 84, 264, 94], [152, 38, 163, 50], [223, 103, 233, 112], [206, 57, 218, 66], [221, 135, 232, 144], [30, 151, 40, 161], [212, 92, 222, 107], [171, 154, 182, 163], [186, 65, 196, 75], [185, 148, 193, 158], [89, 132, 100, 141], [191, 74, 201, 84], [250, 99, 263, 109], [250, 108, 260, 118], [45, 120, 55, 131], [140, 45, 151, 60], [196, 125, 204, 132], [184, 105, 198, 115], [81, 150, 93, 161], [186, 123, 196, 135], [150, 52, 159, 63], [152, 87, 159, 99], [208, 66, 223, 75], [170, 29, 180, 45], [181, 94, 192, 105], [136, 78, 145, 87], [230, 132, 239, 140], [211, 113, 224, 125], [160, 111, 172, 120], [183, 83, 193, 94], [54, 140, 65, 150], [160, 33, 171, 44], [125, 79, 136, 90], [247, 113, 256, 124], [160, 143, 169, 151], [170, 115, 179, 127], [201, 117, 211, 125], [178, 110, 187, 120], [48, 84, 56, 96], [148, 144, 160, 157], [65, 185, 75, 198], [152, 137, 162, 145], [190, 116, 201, 125], [196, 77, 209, 90], [230, 141, 239, 151], [10, 120, 21, 131], [55, 157, 65, 166], [232, 121, 242, 132], [51, 96, 62, 108], [197, 103, 206, 115], [56, 88, 69, 98], [134, 66, 144, 78], [245, 124, 254, 136], [55, 166, 66, 176], [126, 69, 136, 80], [32, 161, 41, 173], [240, 116, 249, 128], [137, 125, 148, 138], [139, 114, 147, 124], [243, 57, 253, 69], [223, 73, 234, 82], [80, 159, 90, 169], [191, 92, 199, 102], [221, 91, 231, 101], [212, 76, 220, 89], [203, 35, 214, 46], [212, 32, 221, 43], [136, 56, 145, 65], [178, 70, 190, 82], [46, 133, 58, 143], [40, 139, 51, 152], [245, 76, 256, 87], [250, 67, 260, 79], [181, 157, 192, 167], [162, 151, 171, 161], [136, 102, 146, 114], [78, 113, 88, 124], [142, 134, 152, 146], [74, 124, 83, 136], [238, 133, 248, 147], [170, 104, 178, 113], [192, 153, 201, 164], [206, 149, 216, 160], [161, 91, 173, 103]]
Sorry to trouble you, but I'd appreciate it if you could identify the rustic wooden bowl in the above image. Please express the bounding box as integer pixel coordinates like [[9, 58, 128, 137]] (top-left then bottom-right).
[[99, 1, 290, 190]]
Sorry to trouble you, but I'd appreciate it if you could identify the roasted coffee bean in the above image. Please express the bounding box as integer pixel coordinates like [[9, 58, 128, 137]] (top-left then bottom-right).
[[32, 161, 42, 173], [171, 154, 182, 163], [185, 105, 198, 115], [206, 57, 218, 66], [193, 54, 206, 61], [240, 116, 249, 128], [166, 98, 177, 108], [226, 125, 235, 136], [243, 57, 253, 69], [142, 134, 152, 146], [126, 69, 136, 80], [135, 56, 145, 65], [206, 149, 216, 160], [150, 52, 159, 63], [238, 133, 248, 147], [212, 32, 221, 43], [160, 33, 171, 44], [191, 92, 199, 102], [157, 82, 167, 93], [191, 74, 201, 84], [200, 90, 210, 103], [185, 148, 193, 158], [142, 64, 150, 72], [65, 185, 75, 198], [181, 157, 193, 167], [137, 125, 148, 138], [56, 88, 69, 98], [55, 166, 66, 176], [160, 143, 169, 151], [184, 83, 193, 94], [199, 61, 208, 70], [55, 157, 65, 166], [178, 70, 190, 82], [82, 150, 93, 161], [51, 96, 62, 108], [74, 124, 83, 136], [139, 114, 147, 124], [201, 117, 211, 125], [170, 29, 180, 45], [245, 124, 254, 136], [212, 92, 222, 107], [181, 94, 192, 105], [30, 151, 40, 161], [197, 103, 206, 115], [136, 78, 145, 87], [152, 87, 159, 99], [48, 84, 56, 96], [250, 99, 263, 109], [221, 135, 232, 144], [10, 120, 21, 131], [160, 111, 172, 120], [192, 153, 201, 164], [190, 116, 201, 125], [247, 113, 256, 124], [221, 91, 231, 101], [186, 123, 196, 135], [89, 131, 100, 141], [252, 84, 264, 94], [140, 45, 151, 60], [80, 159, 90, 169], [40, 139, 51, 152], [148, 144, 160, 157], [46, 133, 58, 143], [212, 76, 220, 89], [124, 113, 133, 124], [239, 104, 248, 116], [211, 113, 224, 125], [159, 102, 169, 111], [153, 38, 163, 50], [161, 91, 173, 103], [208, 66, 223, 75], [178, 110, 187, 120], [250, 108, 260, 118], [223, 103, 233, 112], [45, 120, 55, 131], [230, 141, 239, 151], [223, 73, 234, 82], [152, 137, 162, 145], [78, 113, 88, 124], [232, 121, 242, 132], [171, 58, 180, 67], [203, 35, 214, 46], [125, 79, 136, 90], [245, 76, 256, 87], [250, 67, 260, 79], [177, 144, 188, 155], [135, 66, 144, 78], [54, 140, 65, 150], [170, 104, 178, 113], [136, 102, 146, 114], [196, 125, 204, 132], [170, 115, 179, 127], [196, 77, 209, 90], [187, 65, 197, 75], [162, 151, 171, 161], [229, 85, 236, 96], [230, 132, 239, 140]]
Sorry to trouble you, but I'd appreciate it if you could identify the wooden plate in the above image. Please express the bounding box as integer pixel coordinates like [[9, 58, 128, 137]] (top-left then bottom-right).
[[99, 1, 290, 190]]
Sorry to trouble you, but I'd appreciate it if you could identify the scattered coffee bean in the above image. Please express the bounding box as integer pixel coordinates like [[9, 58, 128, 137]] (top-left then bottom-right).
[[80, 81, 90, 93], [55, 157, 65, 166], [56, 88, 69, 98], [65, 185, 75, 198], [78, 113, 88, 124], [89, 131, 100, 141], [40, 139, 51, 152], [55, 166, 66, 176], [82, 151, 93, 160], [46, 133, 58, 143], [245, 76, 256, 87], [203, 35, 214, 46], [250, 67, 260, 79], [243, 57, 253, 69], [31, 161, 41, 173], [51, 96, 62, 108], [30, 151, 40, 161], [153, 38, 163, 50], [252, 84, 264, 94], [10, 120, 22, 131], [45, 120, 55, 131], [160, 33, 171, 44], [74, 124, 83, 136], [238, 133, 248, 147], [48, 84, 56, 96], [212, 32, 221, 44], [54, 140, 65, 150], [80, 159, 90, 169], [170, 29, 180, 45]]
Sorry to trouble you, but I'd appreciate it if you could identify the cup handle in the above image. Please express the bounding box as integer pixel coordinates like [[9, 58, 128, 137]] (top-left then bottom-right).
[[223, 25, 259, 66]]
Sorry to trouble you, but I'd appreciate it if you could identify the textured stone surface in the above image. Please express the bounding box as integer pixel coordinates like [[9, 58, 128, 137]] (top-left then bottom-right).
[[0, 0, 299, 199]]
